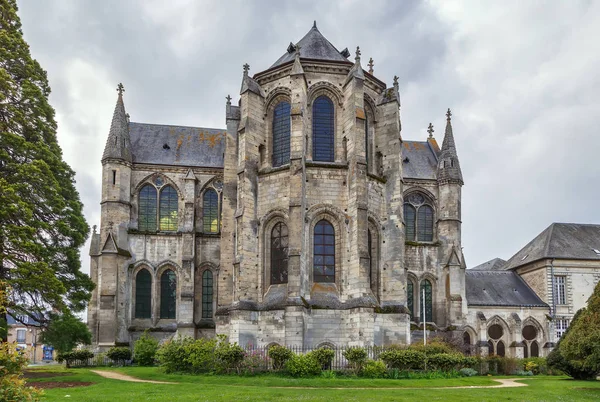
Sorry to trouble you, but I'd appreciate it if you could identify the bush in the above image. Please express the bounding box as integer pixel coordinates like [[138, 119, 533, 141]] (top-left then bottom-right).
[[156, 337, 195, 373], [361, 359, 387, 378], [515, 370, 534, 376], [286, 354, 321, 377], [427, 353, 468, 372], [214, 336, 245, 374], [379, 349, 426, 370], [486, 356, 519, 375], [307, 347, 335, 370], [0, 342, 42, 401], [459, 367, 478, 377], [268, 345, 293, 370], [134, 332, 159, 366], [410, 341, 457, 356], [56, 349, 94, 367], [183, 338, 218, 374], [107, 346, 132, 365], [240, 350, 266, 375], [343, 347, 368, 374]]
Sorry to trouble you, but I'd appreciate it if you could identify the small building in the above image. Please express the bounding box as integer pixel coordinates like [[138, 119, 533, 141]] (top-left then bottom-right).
[[6, 314, 54, 363]]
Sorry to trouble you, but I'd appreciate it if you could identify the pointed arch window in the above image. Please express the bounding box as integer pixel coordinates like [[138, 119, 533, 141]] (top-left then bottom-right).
[[312, 96, 334, 162], [159, 185, 178, 231], [530, 341, 539, 357], [203, 189, 219, 233], [365, 104, 374, 173], [135, 269, 152, 319], [138, 185, 157, 231], [420, 279, 433, 322], [407, 281, 414, 318], [272, 101, 291, 167], [160, 270, 176, 319], [271, 222, 289, 284], [314, 220, 335, 283], [201, 270, 213, 319], [404, 192, 434, 242]]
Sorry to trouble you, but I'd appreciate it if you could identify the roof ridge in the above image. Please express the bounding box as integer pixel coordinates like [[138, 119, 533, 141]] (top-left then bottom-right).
[[130, 121, 226, 131], [543, 222, 556, 259]]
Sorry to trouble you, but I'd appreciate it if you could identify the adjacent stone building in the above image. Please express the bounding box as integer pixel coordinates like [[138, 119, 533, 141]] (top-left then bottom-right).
[[87, 23, 599, 357]]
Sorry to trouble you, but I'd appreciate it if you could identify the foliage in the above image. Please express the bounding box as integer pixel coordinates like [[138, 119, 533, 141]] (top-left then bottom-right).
[[0, 0, 93, 328], [427, 353, 470, 372], [156, 337, 194, 373], [320, 370, 336, 379], [307, 347, 335, 370], [514, 370, 534, 376], [0, 345, 42, 402], [342, 347, 368, 374], [56, 349, 94, 367], [39, 311, 91, 354], [285, 354, 321, 377], [486, 356, 519, 375], [214, 336, 245, 373], [379, 349, 426, 370], [549, 281, 600, 380], [410, 340, 457, 356], [361, 359, 387, 378], [459, 368, 478, 377], [267, 345, 293, 370], [239, 350, 267, 375], [133, 331, 158, 366], [107, 346, 132, 365]]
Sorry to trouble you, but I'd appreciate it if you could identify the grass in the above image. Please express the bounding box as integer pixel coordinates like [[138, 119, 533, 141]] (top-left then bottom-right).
[[25, 366, 600, 401]]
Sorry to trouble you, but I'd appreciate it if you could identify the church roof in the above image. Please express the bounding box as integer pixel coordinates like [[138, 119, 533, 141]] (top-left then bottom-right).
[[102, 88, 132, 162], [401, 140, 439, 180], [270, 22, 351, 69], [470, 258, 507, 271], [465, 271, 547, 307], [503, 223, 600, 270], [129, 122, 226, 168]]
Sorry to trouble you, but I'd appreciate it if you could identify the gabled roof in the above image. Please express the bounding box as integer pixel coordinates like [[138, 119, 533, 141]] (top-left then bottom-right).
[[470, 258, 507, 271], [465, 271, 548, 307], [270, 22, 350, 69], [401, 140, 439, 180], [504, 223, 600, 270], [129, 122, 226, 168]]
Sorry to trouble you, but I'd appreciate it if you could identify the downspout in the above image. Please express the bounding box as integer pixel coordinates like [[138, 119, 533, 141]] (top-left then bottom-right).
[[550, 258, 556, 344]]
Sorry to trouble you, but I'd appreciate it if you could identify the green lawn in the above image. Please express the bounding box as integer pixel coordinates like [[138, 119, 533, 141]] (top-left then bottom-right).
[[25, 367, 600, 401]]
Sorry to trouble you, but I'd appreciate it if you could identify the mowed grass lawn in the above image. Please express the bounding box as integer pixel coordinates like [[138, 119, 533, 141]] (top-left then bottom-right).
[[25, 366, 600, 402]]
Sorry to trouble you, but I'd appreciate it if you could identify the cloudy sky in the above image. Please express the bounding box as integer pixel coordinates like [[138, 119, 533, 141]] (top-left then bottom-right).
[[17, 0, 600, 275]]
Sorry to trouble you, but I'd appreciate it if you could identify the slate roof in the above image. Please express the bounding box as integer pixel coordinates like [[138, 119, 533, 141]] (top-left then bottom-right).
[[270, 22, 351, 69], [102, 93, 132, 162], [7, 312, 42, 326], [465, 271, 548, 307], [401, 140, 439, 180], [129, 122, 226, 168], [470, 258, 507, 271], [504, 223, 600, 270]]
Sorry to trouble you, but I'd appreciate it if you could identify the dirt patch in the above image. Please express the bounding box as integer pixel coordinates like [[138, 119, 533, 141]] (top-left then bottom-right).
[[23, 371, 71, 379], [90, 370, 175, 384], [31, 381, 93, 390]]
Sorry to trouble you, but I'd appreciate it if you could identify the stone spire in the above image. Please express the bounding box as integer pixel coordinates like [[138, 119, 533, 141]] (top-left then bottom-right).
[[345, 45, 364, 84], [437, 108, 463, 185], [367, 57, 374, 74], [102, 83, 131, 162], [240, 63, 264, 97], [290, 45, 305, 75]]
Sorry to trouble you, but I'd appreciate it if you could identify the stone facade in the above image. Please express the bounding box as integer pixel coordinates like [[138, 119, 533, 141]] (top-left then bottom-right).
[[90, 24, 600, 357]]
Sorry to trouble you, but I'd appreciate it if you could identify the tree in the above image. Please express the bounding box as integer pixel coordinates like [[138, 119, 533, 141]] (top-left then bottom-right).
[[0, 0, 94, 338], [39, 311, 91, 354], [548, 281, 600, 380]]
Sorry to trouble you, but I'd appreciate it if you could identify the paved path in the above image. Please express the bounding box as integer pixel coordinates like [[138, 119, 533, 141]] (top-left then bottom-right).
[[90, 370, 528, 389]]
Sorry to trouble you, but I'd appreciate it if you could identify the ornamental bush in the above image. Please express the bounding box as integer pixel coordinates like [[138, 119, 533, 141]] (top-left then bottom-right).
[[268, 345, 293, 370], [459, 367, 478, 377], [379, 349, 426, 370], [56, 349, 94, 367], [156, 336, 195, 373], [0, 342, 42, 401], [307, 347, 335, 370], [285, 354, 321, 377], [361, 359, 387, 378], [214, 336, 245, 373], [106, 346, 132, 365], [134, 331, 159, 366], [410, 340, 457, 356], [427, 353, 466, 372], [183, 338, 218, 374], [343, 347, 368, 374]]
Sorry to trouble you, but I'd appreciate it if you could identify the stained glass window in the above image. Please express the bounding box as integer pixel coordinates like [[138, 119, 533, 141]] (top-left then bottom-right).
[[203, 189, 219, 233], [488, 324, 503, 340], [368, 230, 373, 283], [135, 269, 152, 319], [159, 185, 178, 231], [272, 102, 291, 167], [271, 222, 289, 284], [496, 340, 506, 357], [160, 270, 176, 319], [420, 279, 432, 322], [417, 205, 433, 242], [407, 281, 414, 318], [314, 220, 335, 282], [404, 204, 416, 241], [202, 270, 213, 319], [312, 96, 334, 162], [139, 185, 157, 231], [530, 341, 539, 357]]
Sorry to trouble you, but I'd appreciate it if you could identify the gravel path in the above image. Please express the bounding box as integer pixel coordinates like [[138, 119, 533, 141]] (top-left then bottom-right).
[[90, 370, 176, 384]]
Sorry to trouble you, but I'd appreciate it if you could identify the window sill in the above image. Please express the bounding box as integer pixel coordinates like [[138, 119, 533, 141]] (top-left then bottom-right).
[[405, 241, 440, 247], [196, 232, 221, 238], [258, 164, 290, 176], [128, 229, 182, 236], [306, 161, 348, 169]]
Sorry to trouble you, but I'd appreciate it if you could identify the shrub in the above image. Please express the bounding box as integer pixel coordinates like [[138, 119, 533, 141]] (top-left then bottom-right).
[[0, 342, 42, 402], [410, 340, 457, 356], [134, 331, 159, 366], [515, 370, 534, 376], [427, 353, 467, 372], [320, 370, 337, 379], [93, 352, 107, 367], [307, 347, 335, 370], [379, 349, 426, 370], [107, 346, 132, 365], [361, 359, 387, 378], [459, 367, 478, 377], [56, 349, 94, 367], [214, 337, 245, 374], [156, 336, 195, 373], [343, 347, 368, 374], [268, 345, 293, 370], [183, 338, 218, 374], [286, 354, 321, 377], [486, 356, 519, 375], [240, 350, 266, 375]]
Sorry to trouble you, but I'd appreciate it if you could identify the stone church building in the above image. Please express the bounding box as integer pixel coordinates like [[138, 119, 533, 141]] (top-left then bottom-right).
[[88, 23, 599, 358]]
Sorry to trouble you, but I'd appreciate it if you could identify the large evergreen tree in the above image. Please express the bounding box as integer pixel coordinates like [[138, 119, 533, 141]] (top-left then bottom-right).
[[0, 0, 94, 334]]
